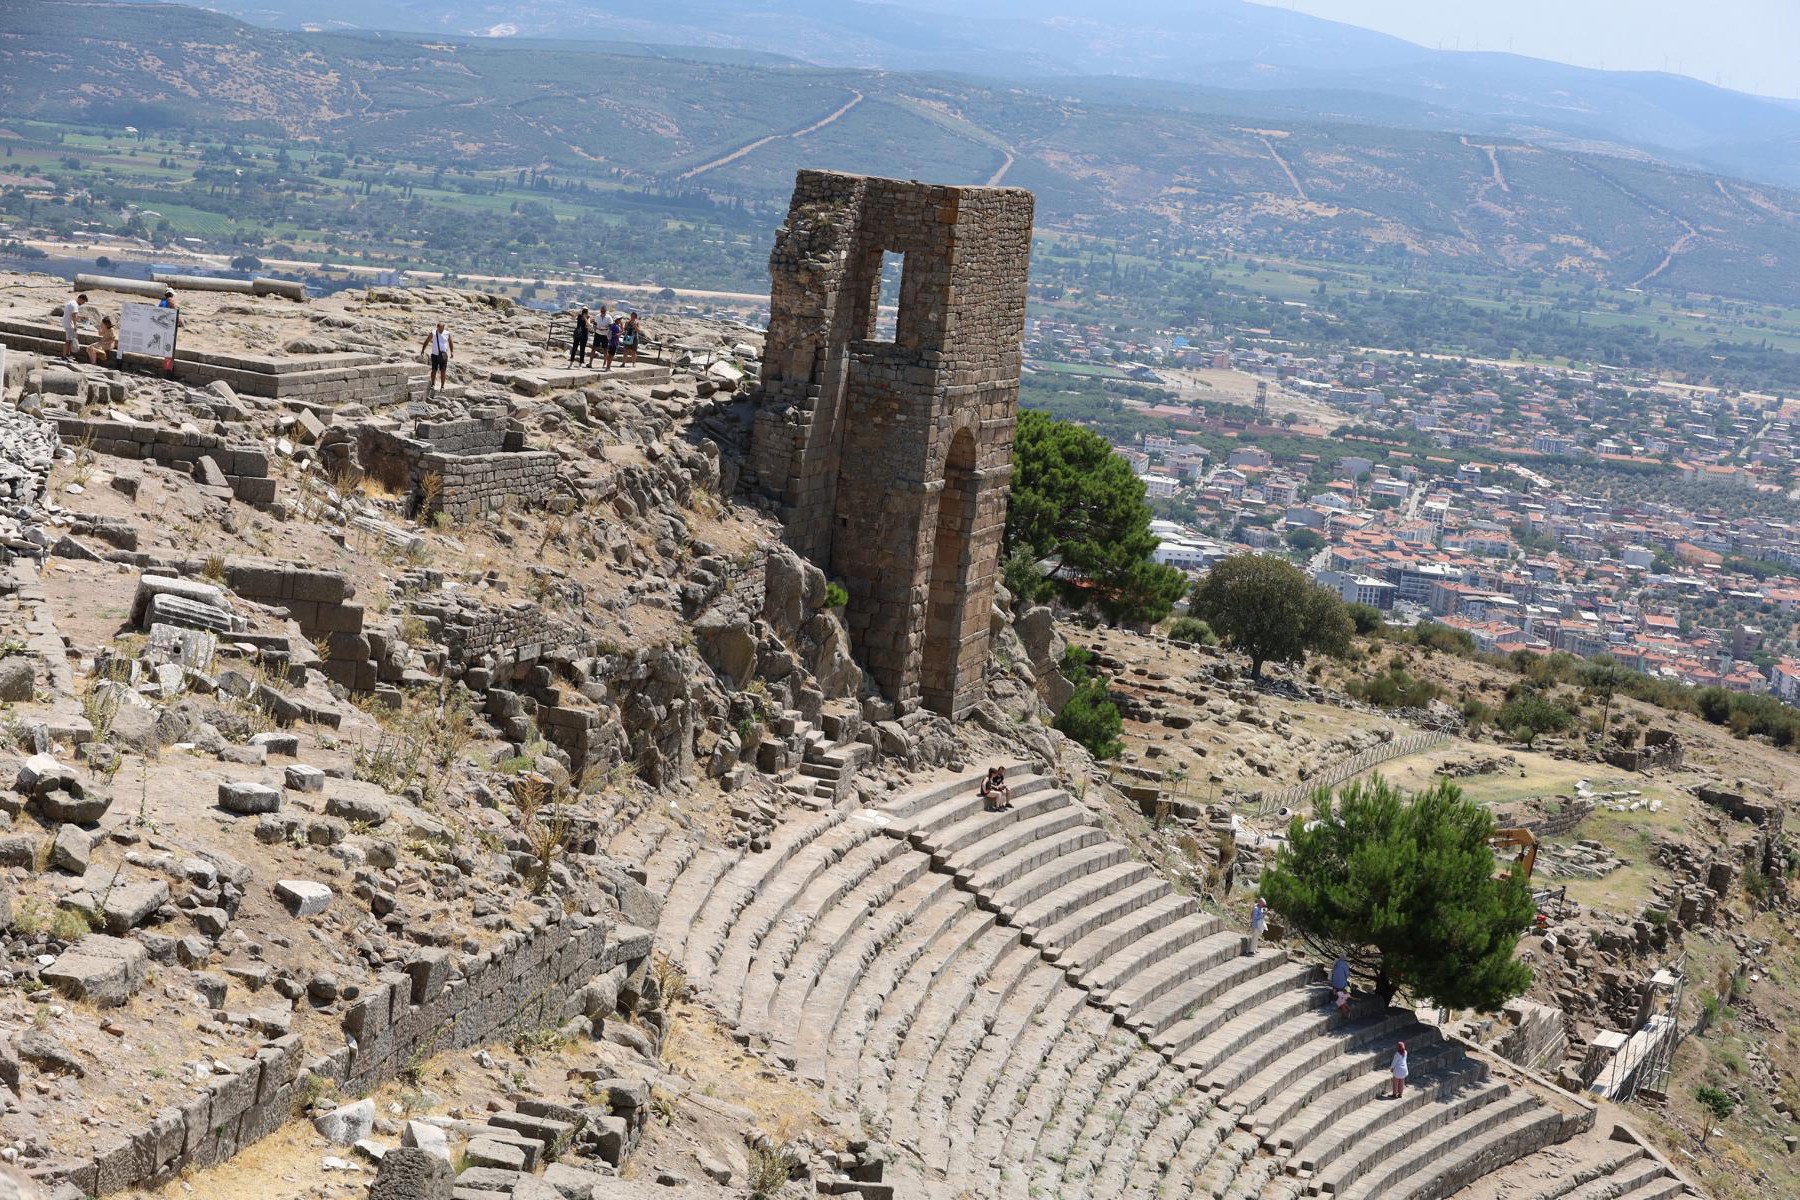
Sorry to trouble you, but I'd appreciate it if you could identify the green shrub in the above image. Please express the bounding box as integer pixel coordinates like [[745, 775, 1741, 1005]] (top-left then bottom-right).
[[1344, 602, 1385, 636], [1166, 616, 1217, 646], [1055, 678, 1123, 760], [821, 581, 849, 609], [1347, 667, 1441, 710], [1060, 644, 1096, 684]]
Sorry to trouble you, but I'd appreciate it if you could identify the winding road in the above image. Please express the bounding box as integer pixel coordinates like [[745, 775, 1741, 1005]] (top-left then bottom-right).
[[677, 91, 865, 182]]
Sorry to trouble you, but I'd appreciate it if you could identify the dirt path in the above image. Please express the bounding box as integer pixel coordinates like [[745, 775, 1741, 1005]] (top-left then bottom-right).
[[1461, 137, 1512, 194], [677, 90, 863, 181], [987, 150, 1017, 187], [1570, 160, 1701, 288], [1257, 135, 1308, 201]]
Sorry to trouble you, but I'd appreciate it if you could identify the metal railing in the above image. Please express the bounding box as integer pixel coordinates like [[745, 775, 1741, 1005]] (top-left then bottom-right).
[[1240, 731, 1449, 817]]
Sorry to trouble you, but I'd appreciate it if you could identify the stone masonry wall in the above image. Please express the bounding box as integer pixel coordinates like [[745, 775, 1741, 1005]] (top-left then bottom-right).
[[749, 170, 1033, 720], [355, 417, 558, 521], [413, 414, 511, 457], [422, 449, 562, 521], [52, 415, 278, 506], [43, 914, 653, 1196]]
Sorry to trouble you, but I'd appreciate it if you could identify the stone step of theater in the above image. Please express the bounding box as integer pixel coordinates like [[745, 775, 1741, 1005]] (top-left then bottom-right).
[[644, 765, 1702, 1200]]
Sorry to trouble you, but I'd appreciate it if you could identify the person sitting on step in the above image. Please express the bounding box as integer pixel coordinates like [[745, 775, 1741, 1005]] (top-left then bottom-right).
[[978, 765, 1012, 812]]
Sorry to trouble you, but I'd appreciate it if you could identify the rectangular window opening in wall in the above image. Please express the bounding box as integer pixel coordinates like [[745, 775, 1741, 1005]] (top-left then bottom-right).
[[873, 250, 905, 342]]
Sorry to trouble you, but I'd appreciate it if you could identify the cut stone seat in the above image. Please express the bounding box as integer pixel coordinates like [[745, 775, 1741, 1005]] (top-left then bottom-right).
[[1308, 1075, 1511, 1189], [955, 985, 1099, 1182], [1178, 981, 1333, 1079], [879, 760, 1042, 824], [961, 821, 1110, 895], [1123, 947, 1300, 1042], [1557, 1159, 1682, 1200], [1101, 1060, 1210, 1199], [1250, 1017, 1442, 1138], [822, 888, 974, 1102], [853, 908, 1001, 1118], [885, 923, 1025, 1103], [655, 846, 735, 966], [1025, 870, 1166, 950], [639, 834, 698, 894], [1028, 1037, 1160, 1195], [1096, 925, 1248, 1015], [936, 799, 1089, 875], [927, 963, 1074, 1173], [751, 843, 929, 1041], [789, 868, 961, 1082], [999, 1013, 1131, 1175], [891, 938, 1044, 1155], [696, 821, 890, 992], [917, 779, 1068, 856], [1230, 1006, 1420, 1120], [1065, 899, 1212, 990], [1203, 996, 1382, 1096], [1610, 1177, 1692, 1200], [678, 811, 854, 978], [1275, 1038, 1466, 1160], [989, 840, 1133, 917], [1338, 1094, 1560, 1200], [731, 834, 914, 1034]]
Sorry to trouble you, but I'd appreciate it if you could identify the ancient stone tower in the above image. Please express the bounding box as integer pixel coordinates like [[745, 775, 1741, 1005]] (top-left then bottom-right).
[[749, 170, 1034, 720]]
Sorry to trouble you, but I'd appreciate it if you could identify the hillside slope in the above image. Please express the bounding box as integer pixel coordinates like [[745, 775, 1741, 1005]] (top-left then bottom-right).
[[137, 0, 1800, 186], [12, 2, 1800, 303]]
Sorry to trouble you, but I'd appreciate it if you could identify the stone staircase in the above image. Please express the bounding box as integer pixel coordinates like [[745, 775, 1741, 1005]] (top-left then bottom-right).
[[642, 765, 1691, 1200]]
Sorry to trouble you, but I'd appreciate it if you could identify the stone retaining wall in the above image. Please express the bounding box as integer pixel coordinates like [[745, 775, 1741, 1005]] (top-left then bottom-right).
[[408, 596, 570, 667], [40, 913, 655, 1196], [102, 553, 380, 691], [51, 415, 277, 506], [355, 417, 558, 521], [422, 449, 561, 520], [413, 415, 512, 457]]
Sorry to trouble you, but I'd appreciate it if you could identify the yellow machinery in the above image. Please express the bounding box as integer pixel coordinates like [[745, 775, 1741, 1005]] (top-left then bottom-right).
[[1489, 828, 1539, 880]]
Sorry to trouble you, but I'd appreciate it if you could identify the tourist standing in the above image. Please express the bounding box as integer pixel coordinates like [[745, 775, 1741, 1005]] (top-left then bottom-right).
[[1330, 955, 1350, 993], [421, 321, 454, 395], [621, 312, 640, 365], [603, 316, 622, 371], [1247, 897, 1268, 955], [597, 305, 619, 367], [568, 306, 590, 368], [59, 291, 88, 358], [1390, 1041, 1408, 1099]]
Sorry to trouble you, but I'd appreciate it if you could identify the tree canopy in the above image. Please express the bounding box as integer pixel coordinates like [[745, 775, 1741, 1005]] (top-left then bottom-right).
[[1005, 410, 1188, 626], [1499, 691, 1574, 747], [1188, 553, 1351, 679], [1258, 776, 1536, 1012]]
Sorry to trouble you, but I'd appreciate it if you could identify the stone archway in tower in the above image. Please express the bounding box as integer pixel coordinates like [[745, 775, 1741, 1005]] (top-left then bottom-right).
[[920, 427, 979, 714]]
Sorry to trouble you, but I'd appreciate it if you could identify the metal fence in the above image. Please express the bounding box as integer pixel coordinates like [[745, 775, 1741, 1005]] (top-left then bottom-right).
[[1240, 731, 1449, 817]]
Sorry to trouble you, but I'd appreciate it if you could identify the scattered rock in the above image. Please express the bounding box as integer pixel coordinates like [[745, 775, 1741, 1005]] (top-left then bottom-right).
[[274, 879, 332, 917]]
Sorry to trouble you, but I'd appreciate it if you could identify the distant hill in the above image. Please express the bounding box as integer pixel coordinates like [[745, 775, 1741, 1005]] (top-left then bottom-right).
[[14, 2, 1800, 304], [129, 0, 1800, 188]]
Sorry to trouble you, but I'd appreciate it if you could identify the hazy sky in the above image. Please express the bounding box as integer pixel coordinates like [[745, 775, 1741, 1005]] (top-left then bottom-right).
[[1253, 1, 1800, 99]]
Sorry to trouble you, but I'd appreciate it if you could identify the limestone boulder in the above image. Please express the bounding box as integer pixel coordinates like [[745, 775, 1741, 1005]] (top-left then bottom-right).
[[0, 658, 34, 703], [42, 935, 149, 1007], [313, 1098, 376, 1145], [799, 611, 862, 700], [763, 545, 806, 641]]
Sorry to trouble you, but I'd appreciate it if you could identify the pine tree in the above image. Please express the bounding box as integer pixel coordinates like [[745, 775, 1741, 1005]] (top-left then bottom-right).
[[1258, 776, 1536, 1012]]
